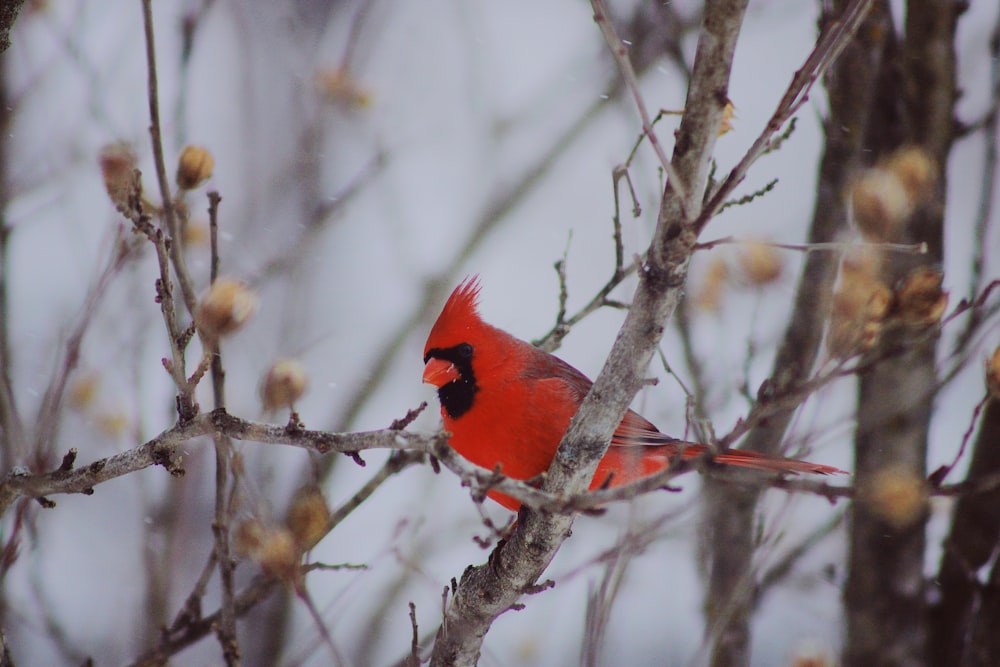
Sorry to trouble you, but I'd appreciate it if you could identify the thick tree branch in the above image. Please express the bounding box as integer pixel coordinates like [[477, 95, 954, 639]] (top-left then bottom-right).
[[0, 410, 446, 516], [0, 0, 24, 53], [429, 1, 748, 664]]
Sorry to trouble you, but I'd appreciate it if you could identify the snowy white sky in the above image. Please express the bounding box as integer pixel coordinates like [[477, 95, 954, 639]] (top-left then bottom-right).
[[3, 0, 999, 665]]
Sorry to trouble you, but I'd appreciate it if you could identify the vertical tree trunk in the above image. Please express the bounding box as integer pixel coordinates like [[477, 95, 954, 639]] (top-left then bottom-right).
[[701, 3, 890, 665], [843, 2, 958, 666], [845, 345, 934, 667]]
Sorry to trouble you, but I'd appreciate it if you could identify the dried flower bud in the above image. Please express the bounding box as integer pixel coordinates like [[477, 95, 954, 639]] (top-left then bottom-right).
[[827, 249, 891, 358], [866, 466, 927, 530], [176, 145, 214, 190], [695, 256, 728, 312], [850, 168, 912, 242], [987, 346, 1000, 399], [257, 527, 300, 581], [893, 267, 948, 327], [236, 520, 301, 581], [828, 302, 884, 360], [884, 146, 937, 203], [196, 278, 258, 339], [316, 68, 373, 109], [182, 219, 209, 247], [718, 99, 736, 137], [286, 486, 329, 551], [96, 410, 130, 438], [260, 359, 308, 410], [850, 147, 937, 242], [99, 143, 140, 213], [737, 241, 782, 286], [234, 519, 267, 557], [68, 372, 100, 411]]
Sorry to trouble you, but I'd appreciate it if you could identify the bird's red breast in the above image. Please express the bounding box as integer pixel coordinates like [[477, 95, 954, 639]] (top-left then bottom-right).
[[423, 277, 844, 511]]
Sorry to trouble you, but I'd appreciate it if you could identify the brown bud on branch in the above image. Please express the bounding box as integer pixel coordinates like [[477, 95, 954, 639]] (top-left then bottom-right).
[[176, 145, 215, 190], [195, 278, 257, 339], [260, 359, 308, 411]]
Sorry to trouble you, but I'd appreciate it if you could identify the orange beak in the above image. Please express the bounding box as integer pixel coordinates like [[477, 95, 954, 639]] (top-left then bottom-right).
[[423, 357, 461, 387]]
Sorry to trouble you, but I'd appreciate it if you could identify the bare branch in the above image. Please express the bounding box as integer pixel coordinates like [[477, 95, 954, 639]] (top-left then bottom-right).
[[0, 221, 24, 465], [32, 230, 142, 457], [405, 602, 421, 667], [698, 0, 876, 232], [142, 0, 198, 319], [130, 574, 278, 667], [695, 235, 927, 256], [955, 8, 1000, 353], [329, 0, 692, 432], [592, 0, 686, 203], [0, 410, 444, 516], [430, 1, 749, 662]]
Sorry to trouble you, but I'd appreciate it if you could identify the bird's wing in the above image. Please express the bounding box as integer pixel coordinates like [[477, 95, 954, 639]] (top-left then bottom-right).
[[518, 348, 844, 476], [519, 349, 683, 448]]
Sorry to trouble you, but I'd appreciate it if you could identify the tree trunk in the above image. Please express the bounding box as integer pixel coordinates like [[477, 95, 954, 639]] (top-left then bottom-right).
[[701, 3, 890, 665], [843, 2, 958, 665]]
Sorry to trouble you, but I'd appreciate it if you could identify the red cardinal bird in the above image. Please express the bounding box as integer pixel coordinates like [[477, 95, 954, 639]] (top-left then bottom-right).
[[423, 277, 843, 511]]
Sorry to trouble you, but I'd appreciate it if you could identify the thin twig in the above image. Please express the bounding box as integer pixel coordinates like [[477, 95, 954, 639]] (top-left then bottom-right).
[[697, 0, 876, 232], [955, 9, 1000, 353], [325, 450, 424, 534], [669, 306, 712, 442], [591, 0, 687, 205], [933, 393, 991, 484], [695, 235, 927, 255], [132, 208, 197, 420], [0, 408, 438, 515], [534, 194, 636, 354], [532, 164, 636, 354], [32, 228, 142, 457], [405, 601, 421, 667], [203, 195, 238, 665], [0, 222, 25, 465], [295, 585, 347, 667], [168, 548, 218, 633], [755, 508, 847, 599], [142, 0, 199, 319], [208, 191, 221, 283], [137, 1, 198, 422], [129, 574, 278, 667], [338, 0, 378, 75], [252, 153, 386, 286]]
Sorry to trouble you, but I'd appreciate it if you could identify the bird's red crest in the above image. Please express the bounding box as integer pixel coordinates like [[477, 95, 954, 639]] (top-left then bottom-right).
[[425, 276, 484, 354]]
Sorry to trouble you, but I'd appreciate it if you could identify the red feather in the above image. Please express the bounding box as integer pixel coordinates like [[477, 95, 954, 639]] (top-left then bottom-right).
[[423, 277, 844, 511]]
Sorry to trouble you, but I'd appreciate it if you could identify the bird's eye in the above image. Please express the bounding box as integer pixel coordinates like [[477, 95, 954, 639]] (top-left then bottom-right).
[[456, 343, 473, 360]]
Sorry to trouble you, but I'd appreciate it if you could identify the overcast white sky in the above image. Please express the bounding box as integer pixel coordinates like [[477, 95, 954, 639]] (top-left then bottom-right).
[[3, 1, 999, 665]]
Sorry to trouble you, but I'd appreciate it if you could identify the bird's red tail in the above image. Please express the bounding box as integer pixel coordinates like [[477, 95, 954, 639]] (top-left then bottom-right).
[[677, 443, 846, 475]]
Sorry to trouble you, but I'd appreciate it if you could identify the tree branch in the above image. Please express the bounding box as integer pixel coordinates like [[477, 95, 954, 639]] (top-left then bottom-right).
[[428, 1, 748, 663], [0, 410, 445, 517], [698, 0, 876, 232]]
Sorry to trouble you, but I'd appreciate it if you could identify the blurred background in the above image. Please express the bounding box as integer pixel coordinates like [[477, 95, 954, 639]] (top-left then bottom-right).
[[0, 0, 997, 665]]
